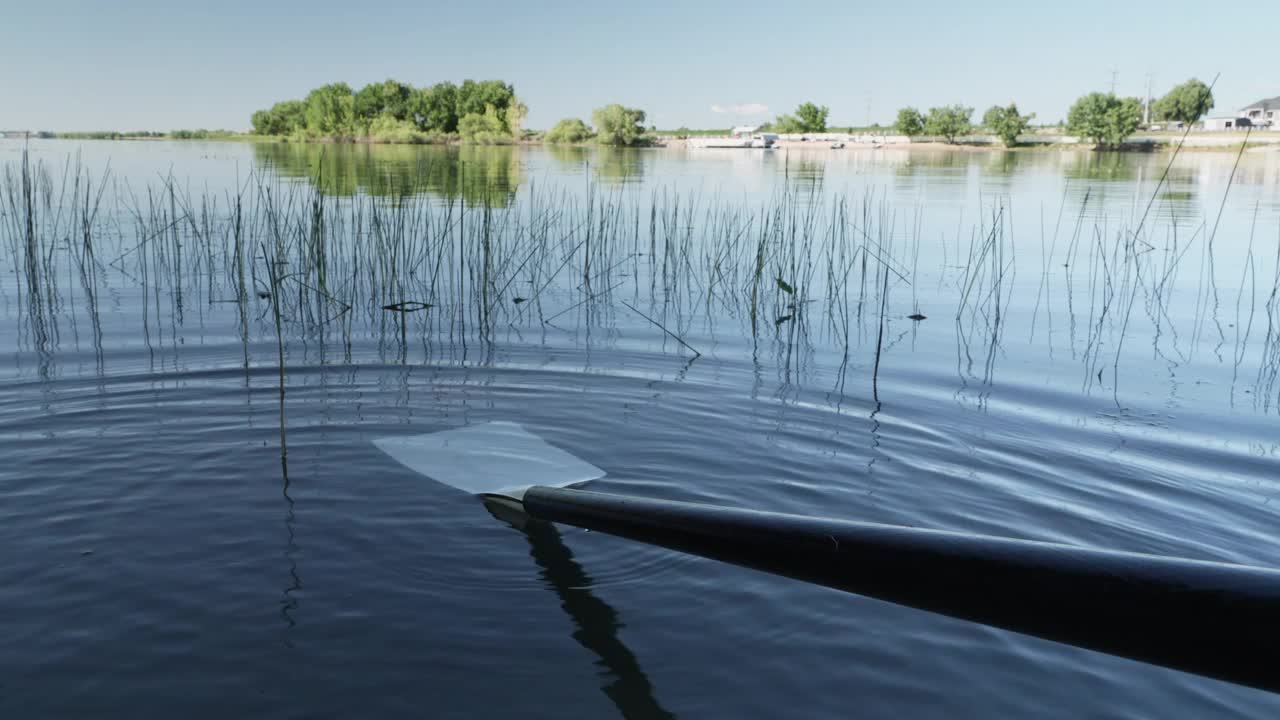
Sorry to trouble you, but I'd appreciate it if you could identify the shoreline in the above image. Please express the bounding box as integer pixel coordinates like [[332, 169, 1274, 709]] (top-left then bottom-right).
[[8, 134, 1278, 154], [658, 133, 1280, 153]]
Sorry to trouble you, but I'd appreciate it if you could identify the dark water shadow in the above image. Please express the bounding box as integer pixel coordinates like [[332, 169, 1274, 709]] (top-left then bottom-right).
[[485, 499, 676, 719]]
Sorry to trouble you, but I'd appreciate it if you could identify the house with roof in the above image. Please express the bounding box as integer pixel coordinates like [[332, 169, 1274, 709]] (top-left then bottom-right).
[[1203, 96, 1280, 131], [1240, 97, 1280, 129]]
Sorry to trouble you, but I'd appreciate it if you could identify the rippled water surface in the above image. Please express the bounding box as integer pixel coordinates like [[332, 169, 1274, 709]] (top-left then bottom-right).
[[3, 139, 1280, 718]]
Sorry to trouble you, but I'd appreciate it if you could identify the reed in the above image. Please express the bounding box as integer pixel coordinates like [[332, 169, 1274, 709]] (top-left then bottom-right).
[[3, 152, 1277, 408]]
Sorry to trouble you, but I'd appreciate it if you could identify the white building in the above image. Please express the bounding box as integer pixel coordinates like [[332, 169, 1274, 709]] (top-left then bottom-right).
[[1204, 96, 1280, 131], [1240, 96, 1280, 130], [1203, 116, 1244, 131]]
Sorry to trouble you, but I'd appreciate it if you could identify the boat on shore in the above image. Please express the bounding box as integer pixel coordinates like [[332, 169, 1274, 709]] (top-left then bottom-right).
[[688, 125, 778, 149]]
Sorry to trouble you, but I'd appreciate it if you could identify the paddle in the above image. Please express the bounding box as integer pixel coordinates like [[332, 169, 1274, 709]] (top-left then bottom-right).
[[377, 421, 1280, 694]]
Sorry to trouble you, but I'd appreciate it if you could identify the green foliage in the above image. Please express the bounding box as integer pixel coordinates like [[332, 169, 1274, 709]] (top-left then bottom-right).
[[251, 78, 524, 143], [924, 105, 974, 143], [304, 83, 356, 139], [794, 102, 829, 132], [251, 100, 306, 136], [407, 83, 458, 133], [767, 102, 829, 134], [458, 105, 511, 144], [982, 103, 1034, 147], [545, 118, 593, 144], [894, 107, 925, 137], [366, 116, 433, 144], [58, 131, 165, 140], [250, 110, 275, 135], [1153, 78, 1214, 124], [169, 129, 240, 140], [457, 80, 517, 122], [354, 79, 413, 129], [504, 98, 528, 136], [353, 84, 381, 123], [766, 115, 803, 133], [1066, 93, 1142, 148], [592, 104, 648, 146]]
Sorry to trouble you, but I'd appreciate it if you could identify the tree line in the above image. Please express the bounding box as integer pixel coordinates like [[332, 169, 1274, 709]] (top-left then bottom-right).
[[545, 105, 652, 146], [250, 79, 527, 144], [545, 101, 840, 145], [252, 81, 657, 148], [247, 76, 1214, 149], [890, 78, 1215, 148]]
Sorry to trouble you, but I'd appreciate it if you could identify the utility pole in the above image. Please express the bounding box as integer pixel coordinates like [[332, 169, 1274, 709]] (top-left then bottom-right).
[[1143, 72, 1154, 125], [1109, 68, 1119, 95]]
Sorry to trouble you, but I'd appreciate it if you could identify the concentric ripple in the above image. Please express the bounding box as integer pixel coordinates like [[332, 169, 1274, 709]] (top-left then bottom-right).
[[3, 337, 1280, 718]]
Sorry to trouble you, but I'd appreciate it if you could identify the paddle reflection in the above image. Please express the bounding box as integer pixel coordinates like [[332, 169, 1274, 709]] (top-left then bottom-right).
[[485, 499, 676, 720]]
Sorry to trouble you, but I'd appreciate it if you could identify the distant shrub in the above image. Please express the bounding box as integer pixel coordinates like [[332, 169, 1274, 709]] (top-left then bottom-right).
[[170, 129, 239, 140], [367, 116, 431, 144], [545, 118, 593, 144], [769, 114, 805, 134], [1067, 93, 1142, 148], [794, 102, 829, 132], [924, 105, 974, 143], [982, 104, 1034, 147], [895, 107, 925, 137], [459, 106, 513, 144], [592, 104, 648, 146]]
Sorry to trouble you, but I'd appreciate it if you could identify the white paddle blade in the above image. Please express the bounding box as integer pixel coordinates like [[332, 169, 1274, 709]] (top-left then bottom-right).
[[374, 421, 605, 499]]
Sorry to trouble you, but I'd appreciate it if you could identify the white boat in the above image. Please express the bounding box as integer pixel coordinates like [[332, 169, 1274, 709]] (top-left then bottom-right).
[[688, 126, 778, 149]]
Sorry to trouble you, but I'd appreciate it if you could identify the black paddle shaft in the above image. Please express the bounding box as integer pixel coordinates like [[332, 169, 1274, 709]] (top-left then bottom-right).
[[521, 486, 1280, 694]]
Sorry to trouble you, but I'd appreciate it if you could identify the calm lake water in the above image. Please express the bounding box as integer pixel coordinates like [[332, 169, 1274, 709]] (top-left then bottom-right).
[[3, 138, 1280, 718]]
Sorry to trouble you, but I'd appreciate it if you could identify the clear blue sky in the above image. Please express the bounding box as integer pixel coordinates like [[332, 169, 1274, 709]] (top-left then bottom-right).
[[2, 0, 1276, 132]]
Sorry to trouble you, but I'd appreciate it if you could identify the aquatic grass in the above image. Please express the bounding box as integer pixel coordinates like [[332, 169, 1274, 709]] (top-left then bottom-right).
[[4, 153, 1280, 409]]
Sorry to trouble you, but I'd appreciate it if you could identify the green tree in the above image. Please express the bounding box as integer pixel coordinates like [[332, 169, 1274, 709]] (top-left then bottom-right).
[[353, 84, 382, 123], [545, 118, 593, 144], [1153, 78, 1214, 124], [354, 80, 413, 126], [304, 83, 356, 139], [251, 100, 307, 135], [381, 80, 414, 121], [924, 105, 973, 143], [794, 102, 829, 132], [1066, 93, 1142, 148], [280, 100, 309, 135], [250, 110, 274, 135], [250, 78, 527, 143], [592, 104, 647, 146], [457, 80, 517, 127], [982, 103, 1034, 147], [768, 114, 804, 133], [894, 107, 925, 137], [410, 82, 460, 133], [767, 103, 829, 133], [458, 105, 509, 144], [504, 97, 529, 136]]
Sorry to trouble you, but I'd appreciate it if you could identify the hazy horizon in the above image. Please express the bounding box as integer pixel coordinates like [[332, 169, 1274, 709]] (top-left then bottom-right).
[[3, 0, 1276, 132]]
